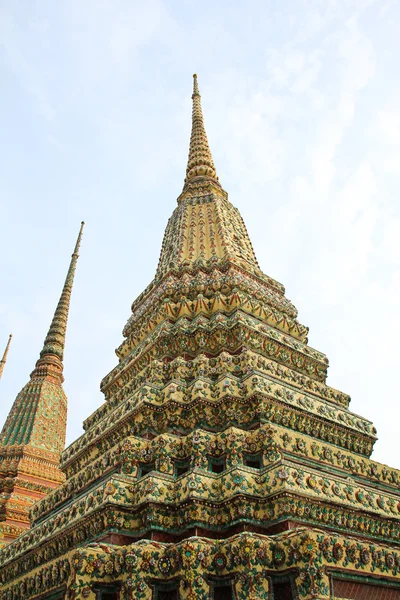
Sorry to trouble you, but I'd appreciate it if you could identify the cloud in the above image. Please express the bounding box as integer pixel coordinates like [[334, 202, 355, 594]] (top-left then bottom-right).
[[0, 0, 176, 124], [1, 0, 400, 471], [0, 6, 55, 121]]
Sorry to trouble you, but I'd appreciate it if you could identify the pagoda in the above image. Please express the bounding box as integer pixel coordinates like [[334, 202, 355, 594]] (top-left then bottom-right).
[[0, 335, 12, 381], [1, 76, 400, 600], [0, 222, 84, 547]]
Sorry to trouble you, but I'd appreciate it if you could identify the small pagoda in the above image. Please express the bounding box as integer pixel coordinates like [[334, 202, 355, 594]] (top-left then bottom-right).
[[0, 223, 83, 547], [0, 335, 12, 381], [1, 76, 400, 600]]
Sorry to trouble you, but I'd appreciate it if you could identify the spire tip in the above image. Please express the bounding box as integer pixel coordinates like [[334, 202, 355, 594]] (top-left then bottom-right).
[[72, 221, 85, 256], [185, 73, 217, 185], [39, 222, 84, 363], [0, 333, 13, 379], [192, 73, 199, 95]]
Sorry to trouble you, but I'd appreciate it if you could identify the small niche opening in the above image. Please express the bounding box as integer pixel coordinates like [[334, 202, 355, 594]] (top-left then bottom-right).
[[175, 459, 190, 477], [154, 580, 179, 600], [212, 580, 234, 600], [93, 583, 121, 600], [244, 452, 262, 469], [209, 456, 226, 474], [139, 462, 156, 477]]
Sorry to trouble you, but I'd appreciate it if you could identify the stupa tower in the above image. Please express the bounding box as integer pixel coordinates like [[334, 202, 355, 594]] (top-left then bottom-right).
[[0, 335, 12, 381], [1, 77, 400, 600], [0, 222, 84, 547]]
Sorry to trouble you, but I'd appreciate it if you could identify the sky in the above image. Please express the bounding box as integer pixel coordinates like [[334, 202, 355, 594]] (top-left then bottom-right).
[[0, 0, 399, 468]]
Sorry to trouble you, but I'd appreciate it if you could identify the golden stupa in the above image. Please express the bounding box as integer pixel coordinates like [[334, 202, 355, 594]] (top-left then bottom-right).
[[1, 76, 399, 600]]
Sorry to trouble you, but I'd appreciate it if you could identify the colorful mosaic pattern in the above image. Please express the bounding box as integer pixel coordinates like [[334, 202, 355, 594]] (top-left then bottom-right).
[[2, 528, 400, 599], [1, 78, 400, 599], [0, 223, 84, 546]]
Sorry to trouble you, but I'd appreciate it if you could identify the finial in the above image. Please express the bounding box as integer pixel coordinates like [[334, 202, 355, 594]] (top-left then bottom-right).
[[184, 73, 218, 185], [193, 73, 199, 95], [38, 221, 84, 365], [72, 221, 85, 256], [0, 334, 12, 380]]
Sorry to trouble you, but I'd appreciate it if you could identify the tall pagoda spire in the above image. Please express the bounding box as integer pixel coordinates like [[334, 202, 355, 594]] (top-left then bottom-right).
[[153, 75, 263, 285], [184, 73, 218, 185], [0, 222, 84, 546], [0, 334, 12, 381], [0, 221, 84, 448], [39, 220, 84, 364]]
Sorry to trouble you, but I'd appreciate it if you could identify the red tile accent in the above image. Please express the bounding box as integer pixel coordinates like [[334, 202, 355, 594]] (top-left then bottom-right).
[[334, 579, 400, 599]]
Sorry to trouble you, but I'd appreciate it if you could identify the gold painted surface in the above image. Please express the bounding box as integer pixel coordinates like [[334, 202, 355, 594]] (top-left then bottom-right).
[[0, 78, 399, 599]]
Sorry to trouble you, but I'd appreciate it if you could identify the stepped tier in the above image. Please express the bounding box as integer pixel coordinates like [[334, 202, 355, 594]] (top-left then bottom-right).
[[0, 183, 387, 598], [1, 77, 399, 600], [0, 416, 396, 575], [32, 425, 400, 527], [3, 527, 400, 599], [61, 376, 374, 481], [61, 342, 373, 478], [0, 445, 65, 545], [113, 185, 310, 364]]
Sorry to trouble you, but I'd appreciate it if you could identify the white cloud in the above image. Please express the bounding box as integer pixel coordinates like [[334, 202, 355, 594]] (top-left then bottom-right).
[[1, 0, 400, 473]]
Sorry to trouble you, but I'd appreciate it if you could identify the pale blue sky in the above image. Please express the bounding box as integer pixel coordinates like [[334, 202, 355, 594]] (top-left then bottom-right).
[[1, 0, 399, 467]]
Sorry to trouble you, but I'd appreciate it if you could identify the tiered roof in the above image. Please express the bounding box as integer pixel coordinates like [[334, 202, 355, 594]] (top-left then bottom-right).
[[0, 77, 399, 600]]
